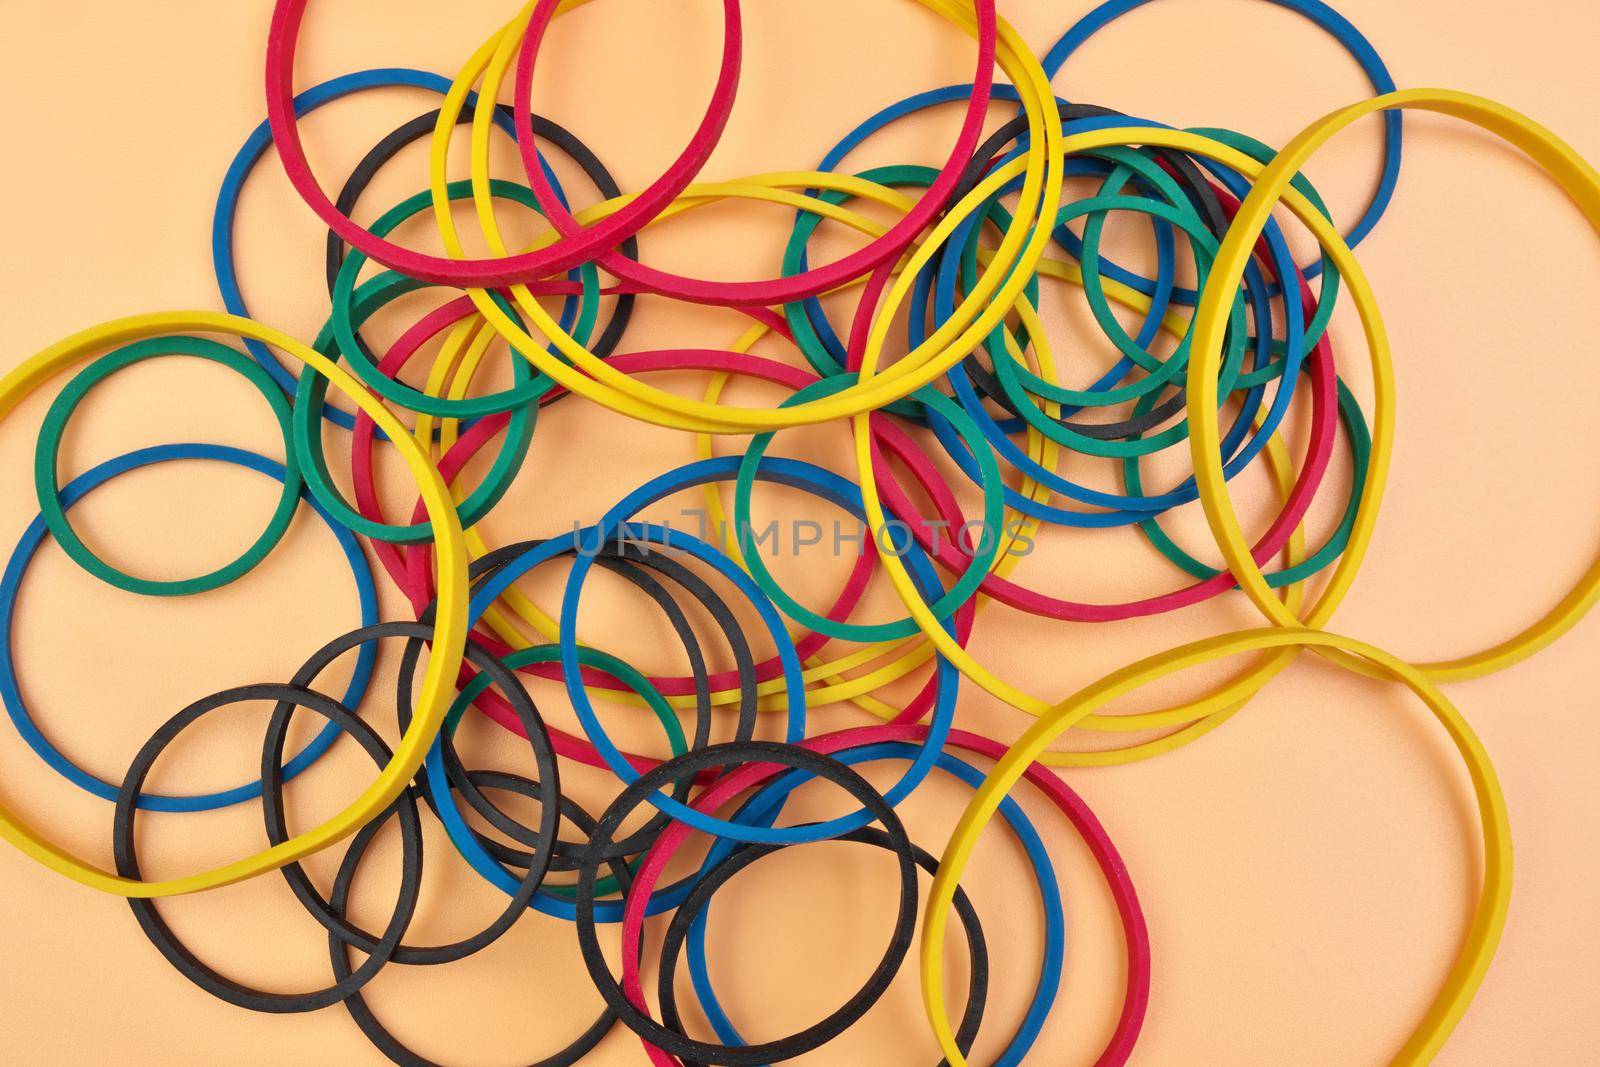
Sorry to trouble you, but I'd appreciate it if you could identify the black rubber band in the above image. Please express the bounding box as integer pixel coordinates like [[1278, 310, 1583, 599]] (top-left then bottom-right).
[[262, 621, 560, 966], [655, 824, 991, 1067], [573, 741, 918, 1066], [329, 772, 631, 1067], [112, 683, 422, 1013], [443, 547, 712, 866]]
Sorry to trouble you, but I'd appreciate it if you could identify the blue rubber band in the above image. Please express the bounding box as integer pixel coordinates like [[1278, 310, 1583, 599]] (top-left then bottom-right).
[[1040, 0, 1400, 285], [0, 444, 378, 812]]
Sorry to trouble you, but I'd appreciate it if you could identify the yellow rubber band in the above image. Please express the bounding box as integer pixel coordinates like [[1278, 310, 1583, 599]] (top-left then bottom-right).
[[922, 626, 1511, 1065], [851, 127, 1378, 723], [1185, 88, 1600, 683]]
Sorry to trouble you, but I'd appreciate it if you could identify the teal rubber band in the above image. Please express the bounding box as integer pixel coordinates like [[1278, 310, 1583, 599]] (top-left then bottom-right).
[[293, 271, 537, 543], [779, 164, 996, 422], [34, 337, 302, 597], [965, 145, 1195, 384], [733, 377, 1004, 643]]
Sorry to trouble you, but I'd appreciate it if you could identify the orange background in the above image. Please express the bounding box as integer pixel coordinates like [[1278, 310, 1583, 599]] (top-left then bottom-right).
[[2, 0, 1599, 1063]]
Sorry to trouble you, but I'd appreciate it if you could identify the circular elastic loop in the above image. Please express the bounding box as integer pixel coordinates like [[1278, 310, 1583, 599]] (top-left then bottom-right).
[[0, 310, 470, 898], [0, 444, 377, 812], [264, 0, 742, 286], [113, 684, 423, 1012], [1040, 0, 1401, 282], [922, 628, 1510, 1066], [575, 741, 917, 1066], [34, 337, 302, 596]]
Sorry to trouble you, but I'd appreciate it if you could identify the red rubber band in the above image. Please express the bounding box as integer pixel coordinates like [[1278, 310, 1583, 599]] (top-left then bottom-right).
[[265, 0, 743, 287]]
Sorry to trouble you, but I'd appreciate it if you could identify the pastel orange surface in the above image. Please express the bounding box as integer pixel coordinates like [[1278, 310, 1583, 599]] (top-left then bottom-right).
[[1, 0, 1597, 1062]]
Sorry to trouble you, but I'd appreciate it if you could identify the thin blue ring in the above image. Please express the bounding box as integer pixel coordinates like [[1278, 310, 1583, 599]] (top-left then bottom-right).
[[925, 171, 1287, 522], [0, 444, 378, 812], [1041, 0, 1400, 287]]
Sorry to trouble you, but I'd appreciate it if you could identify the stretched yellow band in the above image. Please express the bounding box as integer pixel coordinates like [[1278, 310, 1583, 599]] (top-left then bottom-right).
[[851, 126, 1365, 725], [1186, 89, 1600, 683], [922, 626, 1511, 1065]]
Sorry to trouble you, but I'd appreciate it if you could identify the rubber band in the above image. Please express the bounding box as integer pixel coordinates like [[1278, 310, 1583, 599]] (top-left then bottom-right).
[[658, 824, 988, 1065], [323, 103, 636, 378], [1182, 89, 1600, 682], [396, 541, 759, 869], [493, 0, 998, 306], [114, 684, 425, 1011], [677, 741, 1052, 1066], [262, 622, 560, 965], [922, 627, 1511, 1066], [0, 310, 469, 897], [0, 444, 377, 812], [34, 337, 302, 597], [327, 180, 598, 419], [574, 741, 918, 1066], [731, 378, 1003, 643], [555, 461, 966, 841], [210, 67, 580, 422], [265, 0, 741, 287], [329, 776, 632, 1066], [1040, 0, 1401, 285], [293, 271, 543, 544], [847, 125, 1378, 722]]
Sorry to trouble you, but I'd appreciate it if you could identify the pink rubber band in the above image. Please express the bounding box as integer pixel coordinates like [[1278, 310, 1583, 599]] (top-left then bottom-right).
[[265, 0, 742, 287]]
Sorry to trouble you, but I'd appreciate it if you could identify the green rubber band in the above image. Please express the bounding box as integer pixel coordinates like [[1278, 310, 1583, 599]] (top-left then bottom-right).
[[966, 144, 1196, 382], [293, 271, 537, 544], [1188, 125, 1343, 358], [34, 336, 302, 597], [329, 179, 600, 419], [733, 376, 1004, 642]]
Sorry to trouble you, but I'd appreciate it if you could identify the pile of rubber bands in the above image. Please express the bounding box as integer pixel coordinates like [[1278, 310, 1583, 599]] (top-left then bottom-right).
[[6, 0, 1599, 1061]]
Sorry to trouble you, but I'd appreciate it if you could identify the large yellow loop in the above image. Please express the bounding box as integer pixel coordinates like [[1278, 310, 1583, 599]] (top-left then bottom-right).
[[1186, 89, 1600, 683], [851, 127, 1379, 720], [922, 627, 1511, 1066]]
